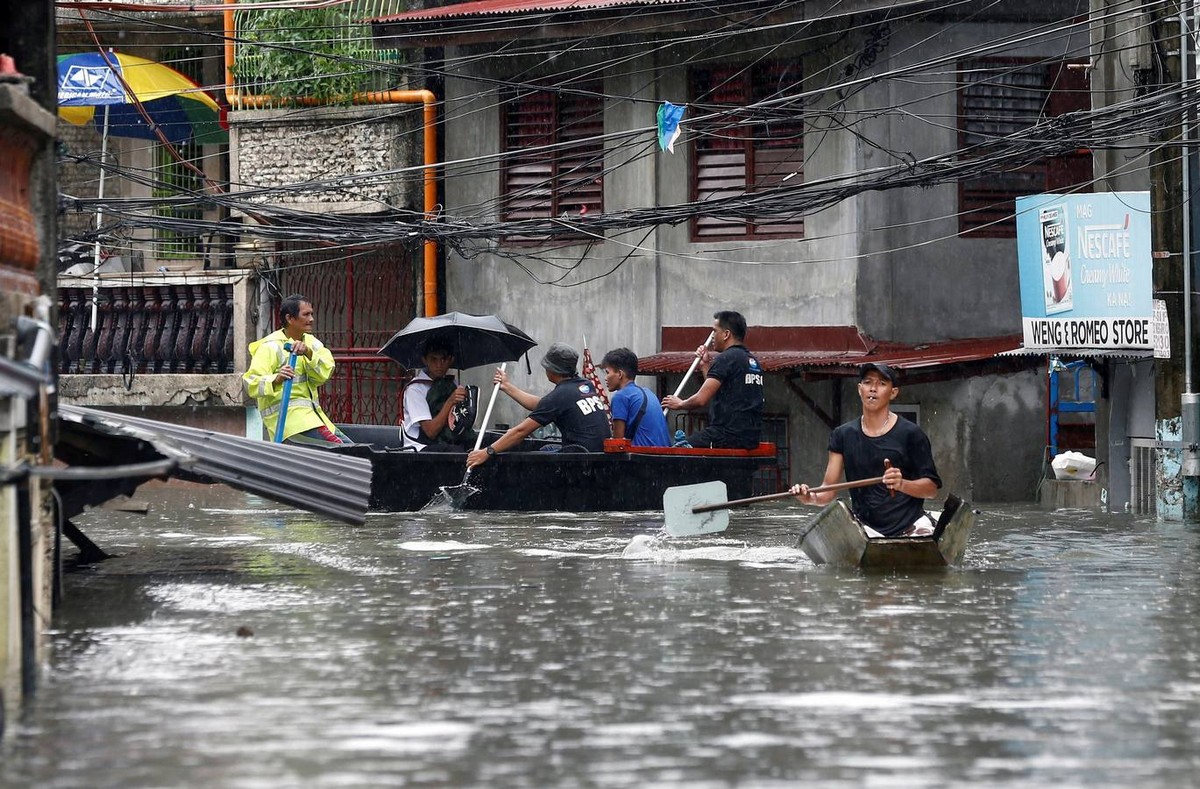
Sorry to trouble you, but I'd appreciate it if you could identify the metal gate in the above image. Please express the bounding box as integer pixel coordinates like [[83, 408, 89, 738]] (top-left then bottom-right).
[[274, 243, 417, 424]]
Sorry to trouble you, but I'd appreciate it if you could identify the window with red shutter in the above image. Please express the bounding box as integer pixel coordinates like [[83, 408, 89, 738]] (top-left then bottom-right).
[[501, 83, 604, 241], [958, 58, 1092, 237], [690, 60, 804, 241]]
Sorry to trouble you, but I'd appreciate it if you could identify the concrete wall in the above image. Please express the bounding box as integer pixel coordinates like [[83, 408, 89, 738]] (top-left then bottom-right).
[[856, 21, 1094, 343], [441, 34, 862, 428]]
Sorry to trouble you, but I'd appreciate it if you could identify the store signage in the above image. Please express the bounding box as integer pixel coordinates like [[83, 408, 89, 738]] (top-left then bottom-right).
[[1016, 192, 1152, 350]]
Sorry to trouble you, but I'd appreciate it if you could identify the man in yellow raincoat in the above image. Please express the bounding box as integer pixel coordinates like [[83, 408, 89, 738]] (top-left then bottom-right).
[[243, 294, 349, 447]]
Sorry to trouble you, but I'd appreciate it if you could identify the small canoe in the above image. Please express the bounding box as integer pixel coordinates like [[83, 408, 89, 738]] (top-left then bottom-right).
[[798, 495, 974, 569]]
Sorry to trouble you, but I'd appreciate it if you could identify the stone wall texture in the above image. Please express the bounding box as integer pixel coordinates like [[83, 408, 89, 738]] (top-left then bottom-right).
[[230, 105, 422, 212]]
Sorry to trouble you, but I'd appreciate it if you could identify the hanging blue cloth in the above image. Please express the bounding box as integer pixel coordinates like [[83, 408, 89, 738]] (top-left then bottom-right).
[[657, 101, 685, 153]]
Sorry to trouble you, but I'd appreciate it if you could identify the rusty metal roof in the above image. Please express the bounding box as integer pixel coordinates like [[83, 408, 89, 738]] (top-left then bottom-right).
[[637, 326, 1025, 378], [370, 0, 944, 45], [58, 405, 373, 525], [374, 0, 689, 22], [373, 0, 941, 23]]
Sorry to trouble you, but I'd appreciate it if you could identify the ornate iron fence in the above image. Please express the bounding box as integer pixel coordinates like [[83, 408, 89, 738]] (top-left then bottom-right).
[[58, 282, 234, 374]]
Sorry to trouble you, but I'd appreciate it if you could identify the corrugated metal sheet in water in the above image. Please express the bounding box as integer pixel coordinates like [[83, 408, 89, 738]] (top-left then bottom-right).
[[58, 405, 373, 526]]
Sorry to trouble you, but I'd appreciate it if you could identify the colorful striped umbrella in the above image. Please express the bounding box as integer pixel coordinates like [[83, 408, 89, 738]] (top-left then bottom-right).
[[57, 51, 227, 145], [58, 51, 229, 332]]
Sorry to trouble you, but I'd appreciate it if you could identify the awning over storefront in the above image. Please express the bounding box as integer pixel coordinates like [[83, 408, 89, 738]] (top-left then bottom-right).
[[638, 326, 1030, 384], [996, 347, 1154, 360]]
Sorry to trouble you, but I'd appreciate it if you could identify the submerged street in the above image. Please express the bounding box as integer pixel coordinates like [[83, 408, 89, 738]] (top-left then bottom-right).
[[2, 481, 1199, 787]]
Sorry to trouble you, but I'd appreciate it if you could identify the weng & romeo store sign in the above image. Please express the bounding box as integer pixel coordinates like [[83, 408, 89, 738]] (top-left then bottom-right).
[[1015, 192, 1152, 351]]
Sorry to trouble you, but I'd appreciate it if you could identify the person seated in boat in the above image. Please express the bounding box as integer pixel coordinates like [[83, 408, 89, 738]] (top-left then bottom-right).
[[243, 293, 350, 448], [600, 347, 671, 447], [789, 362, 942, 538], [465, 343, 611, 469], [660, 310, 764, 449], [401, 338, 476, 452]]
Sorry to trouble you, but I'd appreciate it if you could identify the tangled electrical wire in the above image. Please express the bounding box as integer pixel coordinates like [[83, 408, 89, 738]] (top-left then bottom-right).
[[55, 0, 1195, 275]]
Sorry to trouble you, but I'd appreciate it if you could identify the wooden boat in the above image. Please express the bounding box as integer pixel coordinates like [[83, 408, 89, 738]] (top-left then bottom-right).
[[798, 495, 974, 569], [335, 427, 779, 512]]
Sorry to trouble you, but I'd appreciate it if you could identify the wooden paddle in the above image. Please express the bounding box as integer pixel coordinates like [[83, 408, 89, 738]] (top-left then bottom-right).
[[663, 476, 886, 537], [437, 362, 508, 508], [663, 331, 715, 416]]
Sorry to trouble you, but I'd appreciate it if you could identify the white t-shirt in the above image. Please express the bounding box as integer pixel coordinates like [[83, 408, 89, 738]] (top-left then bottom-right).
[[401, 370, 436, 450]]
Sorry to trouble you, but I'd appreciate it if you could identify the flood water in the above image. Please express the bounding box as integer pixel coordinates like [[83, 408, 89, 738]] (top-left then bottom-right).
[[3, 481, 1200, 787]]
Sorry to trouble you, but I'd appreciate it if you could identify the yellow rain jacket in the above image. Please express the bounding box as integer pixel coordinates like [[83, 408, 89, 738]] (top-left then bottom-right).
[[243, 329, 338, 441]]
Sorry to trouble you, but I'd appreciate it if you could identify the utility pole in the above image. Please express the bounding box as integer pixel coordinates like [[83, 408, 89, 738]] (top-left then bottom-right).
[[1148, 2, 1198, 518]]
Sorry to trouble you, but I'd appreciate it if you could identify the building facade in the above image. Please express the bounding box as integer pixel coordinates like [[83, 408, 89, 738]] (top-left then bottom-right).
[[373, 0, 1113, 501]]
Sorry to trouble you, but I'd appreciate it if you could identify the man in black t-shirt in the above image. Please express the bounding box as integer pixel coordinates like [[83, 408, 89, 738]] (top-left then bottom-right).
[[790, 362, 942, 537], [661, 310, 764, 449], [466, 343, 612, 469]]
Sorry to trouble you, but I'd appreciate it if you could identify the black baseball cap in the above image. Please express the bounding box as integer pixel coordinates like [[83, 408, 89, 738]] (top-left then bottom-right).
[[859, 362, 898, 384]]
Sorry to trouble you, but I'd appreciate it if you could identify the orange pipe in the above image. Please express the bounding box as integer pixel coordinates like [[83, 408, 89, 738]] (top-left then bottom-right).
[[224, 0, 440, 316]]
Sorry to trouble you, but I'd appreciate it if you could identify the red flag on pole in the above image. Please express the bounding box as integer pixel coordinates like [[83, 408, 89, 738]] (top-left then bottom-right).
[[581, 341, 612, 428]]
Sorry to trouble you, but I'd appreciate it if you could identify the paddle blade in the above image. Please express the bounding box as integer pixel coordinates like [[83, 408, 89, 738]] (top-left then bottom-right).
[[663, 481, 730, 537]]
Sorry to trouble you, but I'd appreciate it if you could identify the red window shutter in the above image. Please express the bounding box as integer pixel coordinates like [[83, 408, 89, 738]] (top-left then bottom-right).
[[503, 91, 556, 222], [691, 61, 803, 240], [501, 84, 604, 239], [750, 60, 804, 237], [958, 58, 1092, 238], [557, 90, 605, 217]]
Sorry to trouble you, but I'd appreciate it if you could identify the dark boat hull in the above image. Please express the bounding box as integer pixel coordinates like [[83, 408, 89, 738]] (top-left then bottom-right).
[[335, 426, 778, 512], [798, 497, 974, 569]]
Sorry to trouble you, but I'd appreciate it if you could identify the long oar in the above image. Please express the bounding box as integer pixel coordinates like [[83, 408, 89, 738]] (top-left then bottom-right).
[[438, 362, 508, 507], [273, 343, 299, 443], [663, 330, 715, 416], [663, 476, 886, 537]]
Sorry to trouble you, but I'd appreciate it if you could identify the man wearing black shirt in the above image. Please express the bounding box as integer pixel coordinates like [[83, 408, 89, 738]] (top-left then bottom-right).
[[661, 310, 764, 449], [466, 343, 612, 469], [790, 362, 942, 537]]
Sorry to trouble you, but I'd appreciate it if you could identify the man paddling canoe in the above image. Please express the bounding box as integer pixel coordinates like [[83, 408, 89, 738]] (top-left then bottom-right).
[[790, 362, 941, 537], [466, 343, 612, 469]]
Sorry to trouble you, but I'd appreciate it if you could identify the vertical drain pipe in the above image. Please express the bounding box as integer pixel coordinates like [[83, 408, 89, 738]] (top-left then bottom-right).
[[1185, 4, 1195, 394]]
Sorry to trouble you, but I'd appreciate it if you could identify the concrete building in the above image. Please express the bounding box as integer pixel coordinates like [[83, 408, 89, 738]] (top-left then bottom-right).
[[370, 0, 1116, 502]]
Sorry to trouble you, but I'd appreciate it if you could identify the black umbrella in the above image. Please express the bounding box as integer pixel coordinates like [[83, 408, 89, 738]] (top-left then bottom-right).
[[378, 312, 537, 370], [380, 313, 538, 510]]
